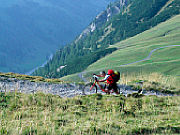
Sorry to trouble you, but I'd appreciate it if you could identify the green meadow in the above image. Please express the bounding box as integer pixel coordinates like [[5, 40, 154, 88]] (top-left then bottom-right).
[[86, 15, 180, 73], [0, 92, 180, 135], [61, 15, 180, 87]]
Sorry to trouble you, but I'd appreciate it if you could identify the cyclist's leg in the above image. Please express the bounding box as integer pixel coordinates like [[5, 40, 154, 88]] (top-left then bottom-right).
[[112, 83, 120, 94], [107, 84, 113, 94]]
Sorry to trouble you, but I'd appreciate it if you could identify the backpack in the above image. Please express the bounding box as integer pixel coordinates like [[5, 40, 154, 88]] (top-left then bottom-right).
[[113, 70, 120, 82], [107, 69, 120, 83]]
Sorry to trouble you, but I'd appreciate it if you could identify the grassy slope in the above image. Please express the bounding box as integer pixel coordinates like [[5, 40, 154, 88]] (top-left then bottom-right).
[[0, 92, 180, 134], [61, 15, 180, 83], [86, 15, 180, 73], [0, 72, 64, 84]]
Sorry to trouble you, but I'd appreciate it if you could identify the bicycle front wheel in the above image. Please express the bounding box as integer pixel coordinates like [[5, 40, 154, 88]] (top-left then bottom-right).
[[82, 83, 97, 95]]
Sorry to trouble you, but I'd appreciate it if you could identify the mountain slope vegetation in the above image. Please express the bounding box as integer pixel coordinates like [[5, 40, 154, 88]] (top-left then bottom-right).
[[0, 0, 116, 73], [61, 17, 180, 97], [85, 15, 180, 73], [61, 14, 180, 85], [33, 0, 180, 78]]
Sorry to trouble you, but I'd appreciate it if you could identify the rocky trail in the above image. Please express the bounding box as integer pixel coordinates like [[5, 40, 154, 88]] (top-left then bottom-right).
[[0, 76, 177, 98]]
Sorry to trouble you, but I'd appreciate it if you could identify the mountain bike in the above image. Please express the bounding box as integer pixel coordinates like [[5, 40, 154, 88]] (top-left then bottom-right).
[[82, 75, 120, 95]]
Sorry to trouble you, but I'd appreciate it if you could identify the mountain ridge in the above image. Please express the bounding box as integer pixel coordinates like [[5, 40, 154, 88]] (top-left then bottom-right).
[[33, 0, 180, 78], [76, 0, 129, 42]]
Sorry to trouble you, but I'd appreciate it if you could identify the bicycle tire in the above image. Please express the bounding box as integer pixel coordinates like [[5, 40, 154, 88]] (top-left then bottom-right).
[[82, 82, 97, 95]]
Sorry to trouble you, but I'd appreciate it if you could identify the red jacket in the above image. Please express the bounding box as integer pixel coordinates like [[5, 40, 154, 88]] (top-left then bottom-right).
[[106, 75, 114, 84], [106, 69, 115, 84]]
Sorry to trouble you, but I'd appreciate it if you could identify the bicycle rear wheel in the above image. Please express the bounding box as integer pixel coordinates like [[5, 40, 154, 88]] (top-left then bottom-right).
[[82, 83, 97, 95]]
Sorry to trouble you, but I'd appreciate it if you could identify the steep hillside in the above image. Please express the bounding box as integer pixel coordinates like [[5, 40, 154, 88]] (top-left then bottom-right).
[[85, 15, 180, 74], [33, 0, 180, 78], [61, 14, 180, 87], [0, 0, 116, 73]]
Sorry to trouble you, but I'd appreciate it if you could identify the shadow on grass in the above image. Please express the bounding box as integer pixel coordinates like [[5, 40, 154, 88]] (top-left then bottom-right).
[[130, 126, 180, 134]]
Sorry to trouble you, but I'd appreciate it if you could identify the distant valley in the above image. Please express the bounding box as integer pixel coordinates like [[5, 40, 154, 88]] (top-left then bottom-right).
[[0, 0, 116, 73]]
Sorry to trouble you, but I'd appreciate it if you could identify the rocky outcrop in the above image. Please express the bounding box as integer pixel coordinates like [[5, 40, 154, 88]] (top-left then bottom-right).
[[0, 77, 83, 98], [76, 0, 129, 42]]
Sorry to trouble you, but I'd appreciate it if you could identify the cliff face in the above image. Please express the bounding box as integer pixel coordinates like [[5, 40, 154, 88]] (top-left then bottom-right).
[[76, 0, 129, 42], [0, 77, 82, 98]]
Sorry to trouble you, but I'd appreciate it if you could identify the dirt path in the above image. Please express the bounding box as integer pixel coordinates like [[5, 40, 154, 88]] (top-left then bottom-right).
[[118, 45, 180, 67]]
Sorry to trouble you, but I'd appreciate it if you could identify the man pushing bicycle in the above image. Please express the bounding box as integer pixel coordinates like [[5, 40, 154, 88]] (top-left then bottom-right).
[[94, 69, 120, 94]]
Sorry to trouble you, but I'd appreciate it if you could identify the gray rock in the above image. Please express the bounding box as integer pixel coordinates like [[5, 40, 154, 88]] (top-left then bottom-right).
[[0, 77, 82, 97]]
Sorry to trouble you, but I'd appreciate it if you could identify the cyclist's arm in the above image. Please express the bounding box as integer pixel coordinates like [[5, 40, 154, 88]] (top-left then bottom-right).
[[95, 74, 104, 77], [98, 75, 110, 82]]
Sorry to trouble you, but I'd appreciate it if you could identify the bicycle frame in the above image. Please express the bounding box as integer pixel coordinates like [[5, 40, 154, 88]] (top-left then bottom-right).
[[90, 77, 114, 94]]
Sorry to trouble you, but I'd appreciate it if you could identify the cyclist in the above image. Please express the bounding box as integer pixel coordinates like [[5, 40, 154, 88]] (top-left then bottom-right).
[[94, 70, 119, 94]]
